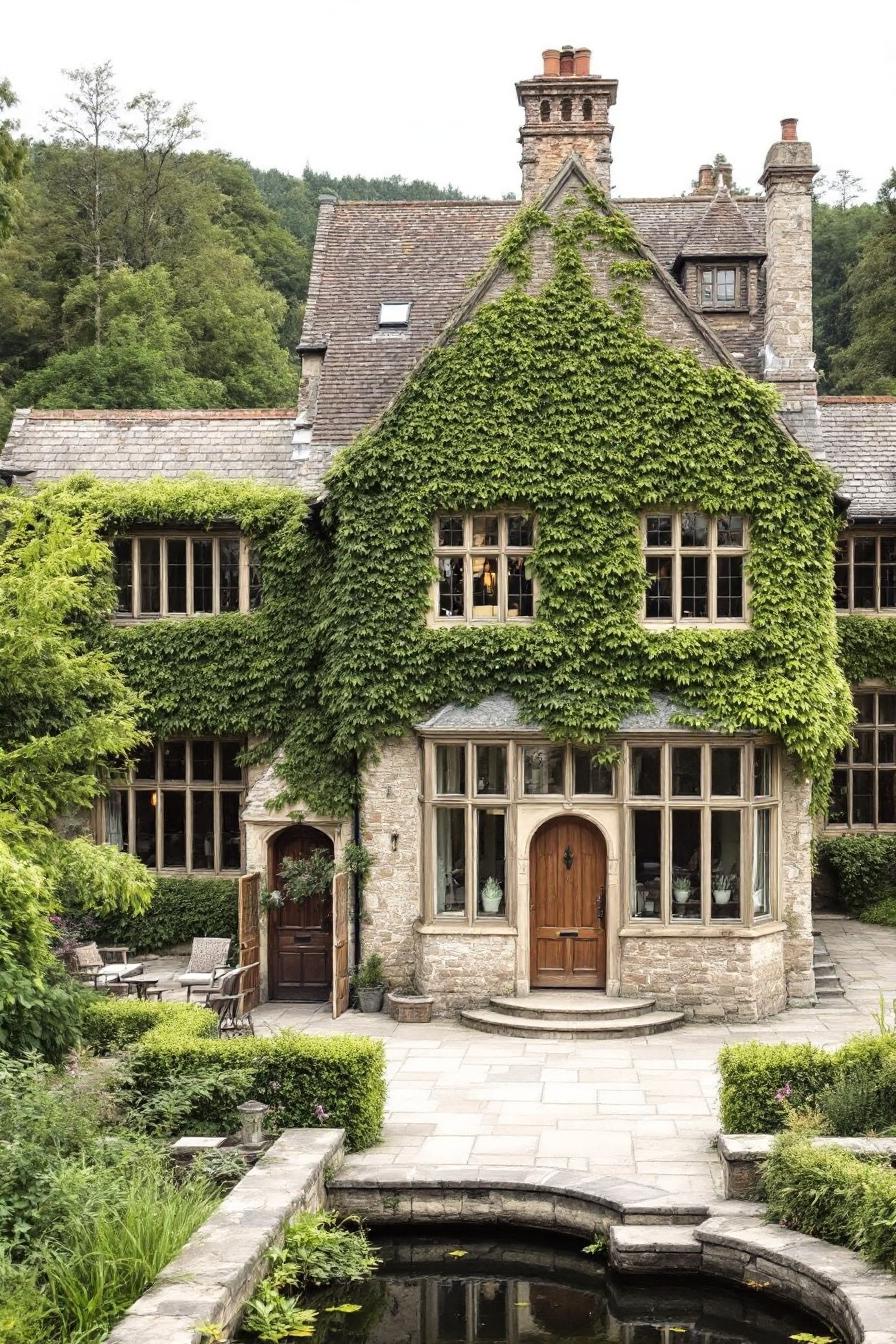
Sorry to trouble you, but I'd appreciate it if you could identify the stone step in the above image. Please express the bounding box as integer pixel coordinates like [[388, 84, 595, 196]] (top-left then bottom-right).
[[609, 1223, 702, 1273], [487, 992, 657, 1021], [813, 956, 835, 970], [815, 986, 847, 999], [459, 1007, 686, 1039], [814, 969, 841, 984]]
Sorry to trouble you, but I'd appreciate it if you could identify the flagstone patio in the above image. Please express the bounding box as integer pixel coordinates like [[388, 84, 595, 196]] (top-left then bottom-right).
[[142, 914, 896, 1200]]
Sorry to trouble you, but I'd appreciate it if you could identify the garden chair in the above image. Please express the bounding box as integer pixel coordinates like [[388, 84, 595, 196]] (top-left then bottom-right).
[[207, 962, 259, 1037], [72, 942, 144, 989], [177, 937, 232, 1001]]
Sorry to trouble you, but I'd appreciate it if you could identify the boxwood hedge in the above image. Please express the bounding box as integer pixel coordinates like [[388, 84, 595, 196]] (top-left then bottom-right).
[[90, 877, 238, 954], [81, 998, 385, 1151]]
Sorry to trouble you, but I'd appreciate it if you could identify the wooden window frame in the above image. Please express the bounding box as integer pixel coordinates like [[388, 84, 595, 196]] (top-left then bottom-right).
[[112, 533, 260, 621], [641, 511, 750, 627], [826, 686, 896, 831], [834, 531, 896, 614], [97, 737, 247, 874], [623, 739, 779, 927], [432, 512, 537, 625], [697, 264, 745, 311]]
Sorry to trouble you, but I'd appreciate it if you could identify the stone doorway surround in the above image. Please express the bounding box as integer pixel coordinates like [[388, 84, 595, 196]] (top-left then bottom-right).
[[242, 757, 349, 1003]]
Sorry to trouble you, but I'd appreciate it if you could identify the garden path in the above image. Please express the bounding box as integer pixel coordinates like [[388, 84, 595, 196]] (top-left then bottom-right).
[[145, 915, 896, 1200]]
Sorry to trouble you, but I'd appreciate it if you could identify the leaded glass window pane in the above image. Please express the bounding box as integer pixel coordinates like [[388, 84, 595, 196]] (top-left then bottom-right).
[[631, 810, 661, 917], [507, 556, 534, 618], [716, 269, 736, 304], [472, 514, 498, 547], [681, 555, 709, 617], [646, 556, 673, 618], [671, 747, 701, 797], [710, 811, 741, 919], [671, 809, 701, 919], [573, 749, 613, 795], [166, 539, 187, 613], [507, 514, 534, 547], [711, 747, 741, 796], [438, 515, 464, 547], [193, 539, 214, 613], [645, 514, 673, 548], [221, 792, 242, 869], [219, 538, 241, 612], [135, 791, 157, 866], [113, 539, 134, 614], [471, 556, 499, 617], [717, 515, 744, 546], [162, 791, 186, 867], [436, 745, 465, 795], [523, 746, 563, 795], [716, 555, 743, 618], [476, 809, 506, 916], [681, 512, 709, 547], [631, 747, 662, 796], [162, 740, 187, 781], [475, 746, 506, 795], [753, 808, 771, 916], [435, 809, 465, 914], [438, 556, 464, 617], [139, 538, 161, 614], [192, 791, 215, 869]]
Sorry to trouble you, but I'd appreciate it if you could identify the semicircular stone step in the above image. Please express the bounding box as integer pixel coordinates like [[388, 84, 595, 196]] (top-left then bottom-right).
[[459, 1007, 686, 1040], [488, 992, 657, 1021]]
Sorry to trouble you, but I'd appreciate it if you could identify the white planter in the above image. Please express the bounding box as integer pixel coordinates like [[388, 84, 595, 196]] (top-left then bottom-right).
[[673, 885, 690, 905], [713, 888, 732, 906], [481, 895, 503, 914]]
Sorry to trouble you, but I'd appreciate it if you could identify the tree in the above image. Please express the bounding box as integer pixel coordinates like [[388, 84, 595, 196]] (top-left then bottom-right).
[[11, 264, 226, 409], [829, 170, 896, 394], [812, 190, 881, 385], [815, 168, 864, 210], [0, 78, 27, 244], [0, 488, 154, 1059], [118, 91, 202, 268]]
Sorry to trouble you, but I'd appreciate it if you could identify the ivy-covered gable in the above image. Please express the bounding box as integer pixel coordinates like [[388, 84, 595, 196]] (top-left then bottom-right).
[[301, 184, 852, 813]]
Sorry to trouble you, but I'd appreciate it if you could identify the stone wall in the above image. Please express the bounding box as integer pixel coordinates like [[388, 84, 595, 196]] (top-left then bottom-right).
[[780, 753, 816, 1006], [415, 932, 517, 1015], [360, 735, 421, 985], [618, 928, 787, 1022]]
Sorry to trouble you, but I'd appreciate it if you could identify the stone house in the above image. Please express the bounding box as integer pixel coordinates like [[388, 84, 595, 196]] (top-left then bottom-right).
[[3, 46, 895, 1029]]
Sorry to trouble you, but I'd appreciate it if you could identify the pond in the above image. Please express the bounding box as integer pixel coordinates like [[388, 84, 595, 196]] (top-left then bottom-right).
[[260, 1226, 836, 1344]]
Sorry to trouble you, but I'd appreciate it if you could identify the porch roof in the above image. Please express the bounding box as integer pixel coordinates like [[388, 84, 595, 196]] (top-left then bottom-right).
[[415, 692, 725, 735]]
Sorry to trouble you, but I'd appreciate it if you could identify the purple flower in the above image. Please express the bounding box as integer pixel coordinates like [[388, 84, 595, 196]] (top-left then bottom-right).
[[775, 1082, 793, 1103], [313, 1103, 330, 1123]]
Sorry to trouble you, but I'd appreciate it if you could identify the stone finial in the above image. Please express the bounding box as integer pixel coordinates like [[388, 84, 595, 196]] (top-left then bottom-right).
[[237, 1099, 270, 1149]]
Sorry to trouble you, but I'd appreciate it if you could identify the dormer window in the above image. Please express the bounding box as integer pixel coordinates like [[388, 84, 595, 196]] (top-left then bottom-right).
[[699, 266, 738, 309], [378, 302, 411, 328]]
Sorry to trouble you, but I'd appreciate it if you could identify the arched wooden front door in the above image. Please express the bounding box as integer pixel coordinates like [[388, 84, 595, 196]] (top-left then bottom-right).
[[268, 824, 333, 1001], [529, 816, 607, 989]]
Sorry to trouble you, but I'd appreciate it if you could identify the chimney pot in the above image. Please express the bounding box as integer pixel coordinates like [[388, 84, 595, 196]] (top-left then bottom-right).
[[697, 163, 714, 192], [574, 47, 591, 76], [542, 49, 561, 77], [559, 46, 575, 75], [781, 117, 798, 142]]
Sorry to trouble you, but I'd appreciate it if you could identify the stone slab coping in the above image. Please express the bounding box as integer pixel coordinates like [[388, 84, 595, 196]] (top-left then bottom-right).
[[329, 1163, 709, 1223], [721, 1134, 896, 1162], [106, 1127, 344, 1344], [697, 1214, 896, 1344], [170, 1136, 227, 1152]]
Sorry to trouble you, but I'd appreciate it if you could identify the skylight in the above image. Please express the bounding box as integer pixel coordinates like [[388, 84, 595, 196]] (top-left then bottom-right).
[[378, 302, 411, 328]]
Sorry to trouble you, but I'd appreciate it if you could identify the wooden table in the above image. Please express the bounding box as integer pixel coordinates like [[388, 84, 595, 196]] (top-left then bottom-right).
[[124, 975, 163, 1001]]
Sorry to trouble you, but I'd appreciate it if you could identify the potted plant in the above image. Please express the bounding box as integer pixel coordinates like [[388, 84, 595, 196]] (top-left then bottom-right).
[[672, 872, 691, 905], [712, 873, 734, 906], [278, 849, 335, 905], [352, 953, 386, 1013], [386, 974, 435, 1023], [479, 876, 503, 915]]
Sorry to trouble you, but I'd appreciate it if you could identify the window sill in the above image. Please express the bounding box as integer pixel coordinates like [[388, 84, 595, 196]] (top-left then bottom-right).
[[620, 920, 785, 938], [112, 612, 254, 624], [415, 919, 518, 936], [641, 619, 750, 630]]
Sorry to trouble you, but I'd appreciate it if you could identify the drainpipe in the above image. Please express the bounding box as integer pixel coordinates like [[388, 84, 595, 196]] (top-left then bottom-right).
[[352, 755, 362, 970]]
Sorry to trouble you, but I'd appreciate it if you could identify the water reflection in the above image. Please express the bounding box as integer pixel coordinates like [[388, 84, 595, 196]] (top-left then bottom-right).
[[292, 1230, 833, 1344]]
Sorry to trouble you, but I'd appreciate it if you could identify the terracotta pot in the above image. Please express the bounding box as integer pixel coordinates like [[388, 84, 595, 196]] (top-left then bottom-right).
[[386, 991, 434, 1023]]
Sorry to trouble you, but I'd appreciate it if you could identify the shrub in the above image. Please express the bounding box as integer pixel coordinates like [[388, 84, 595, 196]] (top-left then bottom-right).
[[80, 996, 216, 1053], [720, 1033, 896, 1135], [860, 896, 896, 927], [89, 876, 238, 953], [816, 835, 896, 916], [718, 1042, 838, 1133], [85, 998, 387, 1151], [764, 1133, 896, 1272]]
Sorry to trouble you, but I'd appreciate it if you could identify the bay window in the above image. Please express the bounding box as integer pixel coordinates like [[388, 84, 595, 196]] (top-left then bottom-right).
[[627, 740, 777, 924]]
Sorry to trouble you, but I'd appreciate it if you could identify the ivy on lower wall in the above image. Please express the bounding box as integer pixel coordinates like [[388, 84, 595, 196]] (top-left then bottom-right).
[[837, 614, 896, 685], [90, 877, 238, 953]]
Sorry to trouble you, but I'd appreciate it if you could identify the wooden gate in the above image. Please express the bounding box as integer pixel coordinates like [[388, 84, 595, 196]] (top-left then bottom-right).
[[332, 869, 350, 1018], [238, 871, 261, 1009]]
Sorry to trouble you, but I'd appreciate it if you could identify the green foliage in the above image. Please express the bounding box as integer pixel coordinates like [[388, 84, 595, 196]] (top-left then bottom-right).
[[718, 1042, 838, 1132], [861, 897, 896, 928], [816, 834, 896, 916], [86, 997, 386, 1149], [351, 953, 386, 990], [0, 79, 26, 245], [266, 1210, 378, 1292], [829, 171, 896, 394], [812, 195, 882, 388], [278, 850, 336, 905], [89, 876, 238, 952], [243, 1280, 317, 1341], [764, 1132, 896, 1271], [719, 1033, 896, 1134]]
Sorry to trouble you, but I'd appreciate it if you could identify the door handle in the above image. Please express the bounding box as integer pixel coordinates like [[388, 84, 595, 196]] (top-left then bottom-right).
[[597, 887, 606, 922]]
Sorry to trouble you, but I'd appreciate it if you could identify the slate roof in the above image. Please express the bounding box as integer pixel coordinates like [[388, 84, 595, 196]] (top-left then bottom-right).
[[0, 408, 328, 493], [415, 692, 726, 735], [300, 194, 768, 448], [821, 397, 896, 519], [675, 186, 765, 261]]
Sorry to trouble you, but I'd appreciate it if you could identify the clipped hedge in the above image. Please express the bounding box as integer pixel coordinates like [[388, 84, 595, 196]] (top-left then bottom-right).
[[91, 877, 238, 953], [764, 1133, 896, 1271], [815, 835, 896, 917], [860, 896, 896, 928], [719, 1033, 896, 1133], [84, 998, 386, 1152]]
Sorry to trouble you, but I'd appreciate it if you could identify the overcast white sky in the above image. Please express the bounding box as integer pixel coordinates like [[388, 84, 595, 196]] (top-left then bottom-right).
[[4, 0, 895, 200]]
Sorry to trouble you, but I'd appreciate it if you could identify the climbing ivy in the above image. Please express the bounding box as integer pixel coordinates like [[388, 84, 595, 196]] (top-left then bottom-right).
[[837, 615, 896, 685], [23, 193, 854, 818]]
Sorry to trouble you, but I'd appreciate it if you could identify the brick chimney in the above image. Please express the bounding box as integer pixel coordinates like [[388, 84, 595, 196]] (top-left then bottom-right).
[[760, 118, 820, 453], [517, 46, 618, 201]]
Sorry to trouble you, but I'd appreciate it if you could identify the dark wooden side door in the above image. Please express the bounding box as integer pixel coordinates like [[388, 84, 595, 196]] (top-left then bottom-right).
[[529, 816, 607, 989], [268, 825, 333, 1002]]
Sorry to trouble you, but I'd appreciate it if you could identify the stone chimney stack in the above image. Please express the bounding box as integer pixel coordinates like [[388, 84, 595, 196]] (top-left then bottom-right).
[[761, 118, 820, 452], [517, 46, 618, 202]]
